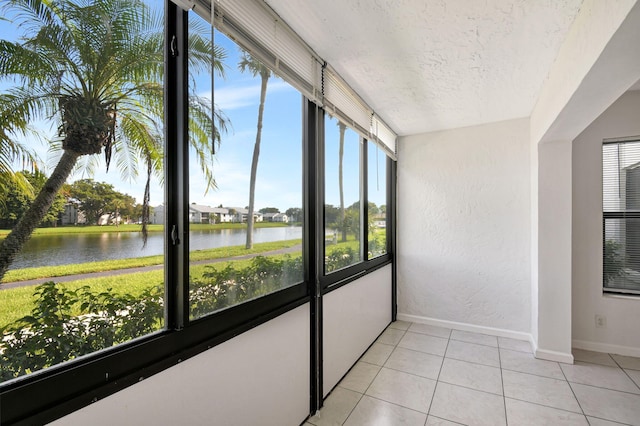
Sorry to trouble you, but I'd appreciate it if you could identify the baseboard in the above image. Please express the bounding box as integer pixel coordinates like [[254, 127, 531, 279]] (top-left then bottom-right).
[[534, 348, 574, 364], [397, 313, 579, 364], [396, 313, 532, 342], [573, 339, 640, 358]]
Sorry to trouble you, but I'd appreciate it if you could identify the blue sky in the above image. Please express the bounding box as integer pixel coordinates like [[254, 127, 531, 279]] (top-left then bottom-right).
[[0, 5, 386, 213]]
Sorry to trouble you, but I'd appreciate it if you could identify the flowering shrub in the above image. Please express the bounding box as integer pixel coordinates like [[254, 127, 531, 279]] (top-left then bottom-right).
[[325, 246, 359, 272], [189, 255, 303, 317]]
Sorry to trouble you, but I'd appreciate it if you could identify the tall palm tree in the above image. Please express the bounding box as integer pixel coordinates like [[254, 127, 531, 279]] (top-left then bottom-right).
[[238, 52, 271, 250], [338, 121, 347, 242], [0, 0, 226, 281]]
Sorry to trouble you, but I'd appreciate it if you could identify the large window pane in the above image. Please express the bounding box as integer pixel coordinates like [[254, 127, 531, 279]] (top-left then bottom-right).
[[604, 218, 640, 293], [188, 20, 303, 320], [367, 142, 388, 259], [0, 1, 166, 383], [603, 141, 640, 294], [324, 117, 361, 273]]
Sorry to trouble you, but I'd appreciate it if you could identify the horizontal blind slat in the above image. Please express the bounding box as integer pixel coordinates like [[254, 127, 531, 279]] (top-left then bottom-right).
[[603, 139, 640, 294]]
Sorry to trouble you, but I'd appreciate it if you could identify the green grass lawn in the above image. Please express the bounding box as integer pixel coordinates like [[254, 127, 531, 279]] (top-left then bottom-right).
[[0, 252, 303, 329], [0, 233, 364, 329], [0, 224, 163, 237]]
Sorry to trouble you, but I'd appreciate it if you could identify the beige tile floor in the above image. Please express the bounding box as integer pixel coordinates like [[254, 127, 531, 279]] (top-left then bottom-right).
[[305, 321, 640, 426]]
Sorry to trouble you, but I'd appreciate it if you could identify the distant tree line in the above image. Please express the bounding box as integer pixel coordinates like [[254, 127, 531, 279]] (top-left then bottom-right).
[[0, 171, 66, 229], [325, 201, 385, 239], [0, 174, 144, 228]]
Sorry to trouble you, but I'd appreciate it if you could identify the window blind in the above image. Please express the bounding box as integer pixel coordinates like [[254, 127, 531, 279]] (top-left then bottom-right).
[[602, 138, 640, 294], [170, 0, 397, 160], [322, 65, 397, 160]]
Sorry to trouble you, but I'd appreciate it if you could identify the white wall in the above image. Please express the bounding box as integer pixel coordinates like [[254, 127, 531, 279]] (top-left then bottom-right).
[[572, 90, 640, 356], [52, 304, 310, 426], [397, 118, 531, 334], [536, 139, 573, 362], [323, 265, 392, 396], [529, 0, 640, 361]]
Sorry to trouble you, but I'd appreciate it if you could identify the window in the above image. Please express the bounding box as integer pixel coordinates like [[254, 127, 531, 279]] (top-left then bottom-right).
[[603, 139, 640, 294], [367, 141, 388, 259], [0, 1, 397, 423], [187, 21, 304, 320], [324, 116, 362, 273], [0, 0, 166, 384]]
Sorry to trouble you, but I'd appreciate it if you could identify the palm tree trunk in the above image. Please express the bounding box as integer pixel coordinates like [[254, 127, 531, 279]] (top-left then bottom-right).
[[0, 150, 80, 281], [246, 72, 269, 249], [338, 122, 346, 242]]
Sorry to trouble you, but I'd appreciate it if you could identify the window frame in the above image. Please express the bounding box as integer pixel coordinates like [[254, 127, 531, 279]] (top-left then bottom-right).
[[320, 117, 393, 293], [0, 3, 396, 424], [602, 138, 640, 296]]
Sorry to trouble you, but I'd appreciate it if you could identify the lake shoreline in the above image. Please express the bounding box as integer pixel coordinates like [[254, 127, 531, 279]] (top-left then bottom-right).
[[4, 226, 304, 270], [0, 221, 296, 237], [0, 243, 303, 290]]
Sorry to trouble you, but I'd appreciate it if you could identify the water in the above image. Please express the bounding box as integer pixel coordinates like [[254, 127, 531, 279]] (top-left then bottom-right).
[[11, 227, 303, 269]]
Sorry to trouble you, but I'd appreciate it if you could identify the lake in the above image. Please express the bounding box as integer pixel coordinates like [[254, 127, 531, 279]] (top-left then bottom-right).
[[12, 226, 303, 269]]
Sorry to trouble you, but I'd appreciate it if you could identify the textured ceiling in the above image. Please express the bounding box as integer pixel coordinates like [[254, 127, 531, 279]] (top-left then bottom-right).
[[265, 0, 584, 136]]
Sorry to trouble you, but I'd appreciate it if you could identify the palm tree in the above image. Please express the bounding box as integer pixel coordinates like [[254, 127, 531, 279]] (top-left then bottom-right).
[[0, 128, 39, 208], [112, 199, 124, 227], [238, 52, 271, 249], [338, 121, 347, 242], [0, 0, 226, 281]]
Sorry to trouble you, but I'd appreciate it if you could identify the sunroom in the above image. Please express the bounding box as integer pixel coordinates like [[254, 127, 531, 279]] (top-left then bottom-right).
[[1, 0, 640, 425]]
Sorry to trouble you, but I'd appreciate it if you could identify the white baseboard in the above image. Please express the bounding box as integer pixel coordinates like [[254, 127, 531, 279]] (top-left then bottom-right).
[[397, 313, 575, 364], [534, 348, 574, 364], [573, 339, 640, 358], [397, 313, 532, 342]]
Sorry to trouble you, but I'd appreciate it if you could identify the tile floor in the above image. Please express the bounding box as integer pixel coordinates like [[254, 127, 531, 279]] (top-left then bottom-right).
[[305, 321, 640, 426]]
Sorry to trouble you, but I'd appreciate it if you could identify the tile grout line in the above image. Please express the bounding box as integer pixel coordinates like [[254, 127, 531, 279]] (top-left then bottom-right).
[[357, 394, 429, 416], [566, 379, 640, 396], [341, 323, 408, 425], [559, 362, 588, 419], [586, 414, 634, 426], [344, 323, 431, 424], [339, 389, 364, 426], [610, 353, 640, 393], [436, 379, 504, 397], [572, 351, 640, 396], [504, 396, 592, 417], [341, 323, 410, 424], [445, 354, 500, 369], [499, 365, 571, 382], [498, 342, 509, 425], [425, 327, 452, 421]]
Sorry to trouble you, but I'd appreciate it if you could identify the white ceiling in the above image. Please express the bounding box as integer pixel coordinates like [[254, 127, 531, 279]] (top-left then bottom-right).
[[265, 0, 584, 137]]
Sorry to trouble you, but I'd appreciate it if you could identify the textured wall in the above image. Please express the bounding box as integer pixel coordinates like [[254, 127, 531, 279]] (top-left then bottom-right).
[[397, 118, 531, 332], [572, 90, 640, 356]]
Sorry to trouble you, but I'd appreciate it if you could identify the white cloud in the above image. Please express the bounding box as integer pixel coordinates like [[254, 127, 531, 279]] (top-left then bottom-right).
[[204, 81, 294, 111]]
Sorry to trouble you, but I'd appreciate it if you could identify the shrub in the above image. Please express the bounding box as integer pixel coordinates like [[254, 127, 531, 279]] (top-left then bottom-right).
[[1, 281, 163, 382], [1, 249, 358, 381], [604, 239, 626, 286], [190, 255, 303, 317], [325, 246, 359, 272], [368, 232, 387, 258]]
